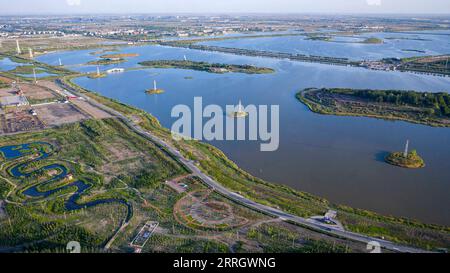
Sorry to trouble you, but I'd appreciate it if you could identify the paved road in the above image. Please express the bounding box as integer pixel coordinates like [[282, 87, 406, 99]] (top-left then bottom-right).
[[57, 79, 430, 253]]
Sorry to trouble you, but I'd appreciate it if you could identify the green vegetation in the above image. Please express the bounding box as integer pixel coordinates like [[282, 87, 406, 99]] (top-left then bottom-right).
[[362, 37, 384, 44], [305, 35, 333, 41], [297, 88, 450, 127], [385, 55, 450, 76], [0, 79, 10, 89], [0, 118, 187, 252], [63, 76, 450, 250], [0, 53, 74, 81], [143, 234, 229, 253], [100, 53, 139, 59], [87, 58, 126, 65], [138, 60, 275, 74], [87, 73, 107, 79], [145, 88, 165, 95], [9, 65, 47, 75], [246, 223, 350, 253], [385, 150, 425, 169], [86, 53, 138, 66]]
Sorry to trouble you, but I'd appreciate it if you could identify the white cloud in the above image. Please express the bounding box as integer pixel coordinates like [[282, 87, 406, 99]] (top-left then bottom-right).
[[66, 0, 81, 6], [366, 0, 382, 6]]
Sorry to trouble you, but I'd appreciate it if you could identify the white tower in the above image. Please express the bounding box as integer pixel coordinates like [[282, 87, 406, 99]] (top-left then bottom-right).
[[97, 66, 100, 76], [153, 80, 157, 91], [403, 140, 409, 158], [16, 40, 22, 55], [28, 48, 34, 59], [59, 58, 62, 66], [184, 55, 187, 61], [238, 100, 244, 112]]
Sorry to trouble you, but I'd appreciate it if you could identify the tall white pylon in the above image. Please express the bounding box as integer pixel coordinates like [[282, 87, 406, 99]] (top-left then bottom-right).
[[238, 100, 244, 112], [33, 67, 37, 84], [59, 58, 62, 66], [16, 40, 21, 55], [184, 55, 187, 61], [403, 140, 409, 158], [97, 66, 100, 76], [28, 48, 34, 59], [153, 80, 157, 91]]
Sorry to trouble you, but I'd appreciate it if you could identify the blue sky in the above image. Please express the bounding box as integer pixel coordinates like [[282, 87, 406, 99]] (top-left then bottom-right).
[[1, 0, 449, 14]]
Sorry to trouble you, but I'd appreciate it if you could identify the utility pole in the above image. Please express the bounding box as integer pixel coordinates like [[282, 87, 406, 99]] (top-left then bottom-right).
[[33, 67, 37, 84], [403, 140, 409, 158], [16, 39, 21, 55]]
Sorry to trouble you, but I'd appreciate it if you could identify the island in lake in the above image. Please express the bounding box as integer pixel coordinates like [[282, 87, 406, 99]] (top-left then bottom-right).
[[138, 60, 275, 74], [145, 80, 164, 94], [386, 148, 425, 169], [87, 72, 107, 79], [297, 88, 450, 127], [87, 58, 126, 65], [99, 53, 139, 59], [86, 53, 139, 66], [362, 37, 384, 44]]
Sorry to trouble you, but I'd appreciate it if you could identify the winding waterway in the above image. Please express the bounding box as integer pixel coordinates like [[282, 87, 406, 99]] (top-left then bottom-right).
[[36, 34, 450, 225], [0, 142, 132, 221]]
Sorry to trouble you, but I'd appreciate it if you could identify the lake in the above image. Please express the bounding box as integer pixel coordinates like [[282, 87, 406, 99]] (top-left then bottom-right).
[[37, 36, 450, 225], [198, 30, 450, 60]]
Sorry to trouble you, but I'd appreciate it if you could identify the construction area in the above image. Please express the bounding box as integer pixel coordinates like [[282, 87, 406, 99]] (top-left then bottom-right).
[[33, 103, 90, 126], [0, 76, 111, 134]]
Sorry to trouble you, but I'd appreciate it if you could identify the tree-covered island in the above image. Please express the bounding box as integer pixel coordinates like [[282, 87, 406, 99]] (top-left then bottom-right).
[[138, 60, 275, 74], [297, 88, 450, 127]]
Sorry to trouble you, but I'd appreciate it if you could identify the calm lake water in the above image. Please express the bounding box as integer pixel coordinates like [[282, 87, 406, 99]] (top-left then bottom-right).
[[37, 36, 450, 225], [0, 57, 27, 71], [199, 30, 450, 60]]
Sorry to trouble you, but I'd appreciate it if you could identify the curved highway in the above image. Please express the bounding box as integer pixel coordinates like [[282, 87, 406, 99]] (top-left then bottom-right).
[[57, 78, 430, 253]]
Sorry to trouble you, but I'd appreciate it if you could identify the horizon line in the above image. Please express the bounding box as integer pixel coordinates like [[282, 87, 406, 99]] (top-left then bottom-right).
[[1, 12, 450, 16]]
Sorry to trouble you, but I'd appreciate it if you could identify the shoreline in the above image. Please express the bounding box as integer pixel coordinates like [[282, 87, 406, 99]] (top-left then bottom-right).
[[60, 75, 449, 250], [1, 50, 448, 249], [296, 88, 450, 128]]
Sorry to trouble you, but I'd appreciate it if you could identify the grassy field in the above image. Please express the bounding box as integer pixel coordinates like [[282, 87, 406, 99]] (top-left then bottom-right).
[[0, 79, 10, 89], [63, 76, 450, 251], [0, 117, 187, 252], [390, 55, 450, 76]]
